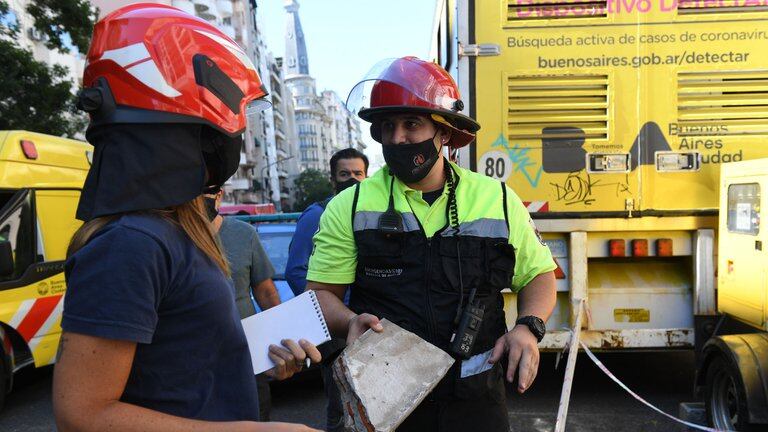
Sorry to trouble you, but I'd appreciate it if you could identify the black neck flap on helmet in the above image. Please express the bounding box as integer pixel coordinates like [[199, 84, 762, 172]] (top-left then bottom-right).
[[75, 123, 242, 222]]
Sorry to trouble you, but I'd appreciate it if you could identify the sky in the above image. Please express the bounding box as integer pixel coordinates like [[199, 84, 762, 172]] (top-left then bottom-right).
[[256, 0, 439, 167]]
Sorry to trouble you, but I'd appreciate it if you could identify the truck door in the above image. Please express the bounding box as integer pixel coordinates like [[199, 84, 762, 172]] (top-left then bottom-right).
[[0, 190, 36, 283], [719, 180, 766, 328], [0, 189, 67, 367], [34, 190, 81, 264]]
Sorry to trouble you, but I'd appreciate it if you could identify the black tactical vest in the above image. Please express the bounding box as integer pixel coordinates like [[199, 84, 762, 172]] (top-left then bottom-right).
[[348, 173, 516, 361]]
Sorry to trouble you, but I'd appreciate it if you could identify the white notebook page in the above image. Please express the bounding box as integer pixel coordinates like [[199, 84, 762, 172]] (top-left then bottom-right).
[[241, 290, 331, 374]]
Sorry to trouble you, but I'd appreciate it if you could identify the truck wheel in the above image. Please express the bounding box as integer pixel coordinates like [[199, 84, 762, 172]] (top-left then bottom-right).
[[705, 356, 756, 431]]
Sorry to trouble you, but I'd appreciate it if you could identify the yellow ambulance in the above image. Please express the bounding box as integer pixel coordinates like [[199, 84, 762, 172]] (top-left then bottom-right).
[[0, 130, 91, 409]]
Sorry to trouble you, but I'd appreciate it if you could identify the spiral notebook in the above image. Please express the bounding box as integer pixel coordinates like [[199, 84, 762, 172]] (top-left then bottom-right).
[[241, 290, 331, 374]]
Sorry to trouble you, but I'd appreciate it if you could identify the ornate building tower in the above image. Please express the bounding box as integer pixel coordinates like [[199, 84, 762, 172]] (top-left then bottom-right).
[[283, 0, 328, 172]]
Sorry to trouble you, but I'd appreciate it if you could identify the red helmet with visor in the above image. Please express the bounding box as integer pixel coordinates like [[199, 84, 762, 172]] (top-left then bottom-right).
[[79, 2, 269, 136], [347, 57, 480, 148], [74, 3, 270, 221]]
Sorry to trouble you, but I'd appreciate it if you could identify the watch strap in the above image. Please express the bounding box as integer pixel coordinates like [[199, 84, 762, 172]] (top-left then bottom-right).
[[515, 315, 545, 342]]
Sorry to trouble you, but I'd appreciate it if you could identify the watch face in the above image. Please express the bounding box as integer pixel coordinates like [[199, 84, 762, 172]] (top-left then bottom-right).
[[518, 316, 546, 340]]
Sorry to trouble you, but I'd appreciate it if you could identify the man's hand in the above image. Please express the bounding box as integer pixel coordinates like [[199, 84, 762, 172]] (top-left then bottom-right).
[[488, 325, 540, 393], [264, 339, 322, 381], [346, 313, 383, 345]]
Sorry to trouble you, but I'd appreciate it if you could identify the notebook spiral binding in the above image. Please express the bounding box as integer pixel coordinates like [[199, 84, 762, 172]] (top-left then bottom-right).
[[310, 291, 331, 338]]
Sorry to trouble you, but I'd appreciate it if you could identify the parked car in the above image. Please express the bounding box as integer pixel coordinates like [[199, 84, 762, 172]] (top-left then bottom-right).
[[245, 215, 326, 378], [252, 220, 297, 312]]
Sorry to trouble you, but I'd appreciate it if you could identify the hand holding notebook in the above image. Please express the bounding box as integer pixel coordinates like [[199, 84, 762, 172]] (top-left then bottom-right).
[[241, 290, 331, 375]]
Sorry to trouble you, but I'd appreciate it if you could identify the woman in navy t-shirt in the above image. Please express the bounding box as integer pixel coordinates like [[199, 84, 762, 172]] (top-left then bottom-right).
[[52, 4, 320, 431]]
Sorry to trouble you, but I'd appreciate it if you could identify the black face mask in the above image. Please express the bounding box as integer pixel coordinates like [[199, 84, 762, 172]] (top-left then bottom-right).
[[203, 197, 218, 222], [334, 178, 360, 194], [382, 134, 440, 184]]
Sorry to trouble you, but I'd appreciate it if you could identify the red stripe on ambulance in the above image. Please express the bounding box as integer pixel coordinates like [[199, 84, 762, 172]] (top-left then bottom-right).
[[16, 295, 63, 342]]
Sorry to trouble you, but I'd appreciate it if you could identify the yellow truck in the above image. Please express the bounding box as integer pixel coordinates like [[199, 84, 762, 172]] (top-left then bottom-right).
[[431, 1, 768, 428], [695, 159, 768, 431], [0, 130, 91, 409]]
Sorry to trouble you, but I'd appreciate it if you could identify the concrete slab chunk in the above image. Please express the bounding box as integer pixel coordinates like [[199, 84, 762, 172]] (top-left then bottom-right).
[[333, 319, 455, 432]]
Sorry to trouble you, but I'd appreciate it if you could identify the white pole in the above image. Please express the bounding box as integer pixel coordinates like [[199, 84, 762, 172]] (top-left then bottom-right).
[[554, 299, 585, 432]]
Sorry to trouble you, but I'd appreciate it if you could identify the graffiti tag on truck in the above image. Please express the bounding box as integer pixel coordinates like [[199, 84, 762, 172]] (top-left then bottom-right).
[[551, 171, 631, 206]]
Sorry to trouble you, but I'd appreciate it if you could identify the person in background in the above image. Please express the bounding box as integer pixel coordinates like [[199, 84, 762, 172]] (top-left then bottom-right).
[[286, 148, 369, 296], [53, 5, 320, 432], [285, 147, 368, 432], [204, 186, 281, 421]]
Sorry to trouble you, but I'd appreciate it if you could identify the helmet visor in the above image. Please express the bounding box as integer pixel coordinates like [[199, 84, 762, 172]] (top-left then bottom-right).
[[346, 57, 461, 116]]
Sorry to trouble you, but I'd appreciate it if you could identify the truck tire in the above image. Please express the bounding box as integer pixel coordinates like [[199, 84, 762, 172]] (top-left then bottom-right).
[[705, 356, 757, 431]]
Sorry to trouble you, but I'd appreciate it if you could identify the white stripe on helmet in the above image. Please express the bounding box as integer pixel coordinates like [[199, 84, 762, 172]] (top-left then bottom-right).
[[193, 30, 258, 73], [126, 60, 182, 97], [99, 42, 182, 98], [101, 42, 151, 67]]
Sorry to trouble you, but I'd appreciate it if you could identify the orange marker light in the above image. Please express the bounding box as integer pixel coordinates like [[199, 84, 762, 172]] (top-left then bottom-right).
[[609, 239, 625, 257], [20, 140, 38, 160], [632, 239, 649, 257], [656, 238, 673, 257]]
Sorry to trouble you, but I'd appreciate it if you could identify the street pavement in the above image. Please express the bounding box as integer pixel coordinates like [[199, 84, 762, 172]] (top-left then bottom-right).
[[0, 351, 698, 431]]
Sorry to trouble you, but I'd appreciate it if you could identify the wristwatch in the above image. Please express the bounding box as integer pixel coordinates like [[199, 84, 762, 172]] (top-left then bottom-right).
[[515, 316, 546, 342]]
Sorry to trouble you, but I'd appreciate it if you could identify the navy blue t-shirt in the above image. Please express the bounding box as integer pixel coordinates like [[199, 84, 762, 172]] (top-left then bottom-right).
[[63, 214, 259, 421]]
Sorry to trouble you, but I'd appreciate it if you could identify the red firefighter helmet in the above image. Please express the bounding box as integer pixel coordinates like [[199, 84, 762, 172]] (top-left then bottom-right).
[[347, 57, 480, 148], [78, 2, 269, 136]]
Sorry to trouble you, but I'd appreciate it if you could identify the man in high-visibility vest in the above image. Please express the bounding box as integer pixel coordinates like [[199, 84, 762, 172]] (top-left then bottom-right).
[[307, 57, 557, 432]]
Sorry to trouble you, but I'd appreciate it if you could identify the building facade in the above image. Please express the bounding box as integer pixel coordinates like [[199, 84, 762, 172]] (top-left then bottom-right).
[[266, 54, 301, 211], [247, 2, 301, 211], [5, 0, 86, 82], [321, 90, 366, 157]]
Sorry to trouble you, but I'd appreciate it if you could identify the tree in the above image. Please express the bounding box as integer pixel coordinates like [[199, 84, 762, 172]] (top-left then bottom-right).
[[0, 0, 95, 137], [26, 0, 96, 54], [294, 169, 333, 212], [0, 40, 87, 137]]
